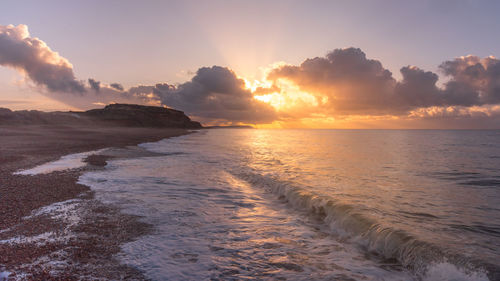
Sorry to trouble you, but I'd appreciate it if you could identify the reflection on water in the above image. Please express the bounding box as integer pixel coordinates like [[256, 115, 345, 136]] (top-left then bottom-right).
[[80, 129, 500, 280], [242, 130, 500, 256]]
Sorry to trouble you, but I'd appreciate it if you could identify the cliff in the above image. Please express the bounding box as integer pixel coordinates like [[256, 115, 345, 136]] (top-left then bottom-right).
[[0, 104, 202, 129], [80, 104, 201, 128]]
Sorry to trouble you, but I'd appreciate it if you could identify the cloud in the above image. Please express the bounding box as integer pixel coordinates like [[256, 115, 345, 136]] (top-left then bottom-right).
[[409, 105, 500, 119], [62, 84, 164, 110], [268, 48, 397, 114], [0, 24, 165, 110], [0, 24, 85, 93], [267, 48, 500, 116], [110, 83, 124, 91], [394, 66, 442, 109], [1, 23, 499, 127], [439, 55, 500, 105], [403, 105, 500, 129], [132, 66, 277, 124], [0, 25, 274, 123], [88, 78, 100, 92]]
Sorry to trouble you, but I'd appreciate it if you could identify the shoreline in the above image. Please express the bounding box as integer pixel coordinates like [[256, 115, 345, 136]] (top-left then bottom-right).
[[0, 125, 191, 280]]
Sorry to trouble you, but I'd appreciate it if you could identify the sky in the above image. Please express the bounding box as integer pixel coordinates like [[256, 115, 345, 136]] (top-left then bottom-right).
[[1, 0, 500, 128]]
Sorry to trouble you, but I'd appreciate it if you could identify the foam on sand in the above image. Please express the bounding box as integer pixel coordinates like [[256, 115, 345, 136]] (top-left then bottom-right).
[[0, 198, 83, 246], [14, 146, 166, 176], [0, 271, 10, 281], [14, 149, 106, 175]]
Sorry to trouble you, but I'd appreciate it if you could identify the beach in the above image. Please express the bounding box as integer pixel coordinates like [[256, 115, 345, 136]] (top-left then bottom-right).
[[2, 1, 499, 280], [0, 125, 188, 280], [1, 128, 499, 280]]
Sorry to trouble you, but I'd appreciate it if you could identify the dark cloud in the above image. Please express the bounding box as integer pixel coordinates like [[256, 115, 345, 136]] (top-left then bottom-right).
[[0, 24, 276, 123], [110, 83, 124, 91], [394, 66, 442, 108], [268, 48, 396, 114], [439, 55, 500, 105], [88, 78, 101, 92], [0, 24, 162, 110], [0, 24, 85, 93], [267, 48, 500, 115], [131, 66, 277, 124]]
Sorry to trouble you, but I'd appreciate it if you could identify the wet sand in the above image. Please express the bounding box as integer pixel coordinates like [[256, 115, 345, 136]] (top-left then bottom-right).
[[0, 125, 189, 280]]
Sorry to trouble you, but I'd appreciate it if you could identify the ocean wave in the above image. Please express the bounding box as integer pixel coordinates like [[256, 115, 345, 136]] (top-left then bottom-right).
[[236, 171, 497, 281]]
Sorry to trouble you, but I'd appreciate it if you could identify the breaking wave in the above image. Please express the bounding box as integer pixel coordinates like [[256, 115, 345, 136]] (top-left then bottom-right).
[[237, 171, 496, 281]]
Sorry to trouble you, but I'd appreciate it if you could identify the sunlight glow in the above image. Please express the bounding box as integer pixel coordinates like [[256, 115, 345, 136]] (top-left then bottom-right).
[[245, 74, 320, 112], [253, 92, 285, 109], [243, 78, 272, 92]]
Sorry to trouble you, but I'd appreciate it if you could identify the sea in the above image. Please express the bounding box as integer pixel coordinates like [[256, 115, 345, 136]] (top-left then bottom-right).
[[29, 129, 500, 280]]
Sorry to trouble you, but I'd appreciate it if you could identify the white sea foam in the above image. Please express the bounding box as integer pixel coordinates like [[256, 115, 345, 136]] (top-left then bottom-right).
[[73, 129, 500, 280], [423, 262, 489, 281], [79, 131, 416, 280]]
